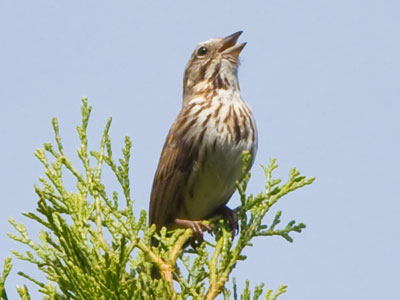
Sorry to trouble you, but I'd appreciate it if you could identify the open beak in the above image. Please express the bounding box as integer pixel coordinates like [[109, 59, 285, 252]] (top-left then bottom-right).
[[219, 31, 246, 59]]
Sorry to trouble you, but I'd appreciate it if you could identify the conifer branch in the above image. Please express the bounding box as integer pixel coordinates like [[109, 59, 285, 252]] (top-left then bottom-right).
[[2, 98, 314, 299]]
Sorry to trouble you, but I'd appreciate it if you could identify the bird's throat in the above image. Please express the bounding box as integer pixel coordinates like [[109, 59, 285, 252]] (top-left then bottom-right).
[[183, 60, 239, 104]]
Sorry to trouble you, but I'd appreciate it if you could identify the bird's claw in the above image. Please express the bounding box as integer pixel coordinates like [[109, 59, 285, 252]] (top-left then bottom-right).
[[217, 206, 239, 236], [174, 218, 212, 239], [174, 219, 212, 248]]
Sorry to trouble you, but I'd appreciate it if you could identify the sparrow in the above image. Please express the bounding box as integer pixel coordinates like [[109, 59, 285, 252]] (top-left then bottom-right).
[[149, 31, 257, 239]]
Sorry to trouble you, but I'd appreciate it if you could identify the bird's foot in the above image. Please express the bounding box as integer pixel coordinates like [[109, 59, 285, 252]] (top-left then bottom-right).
[[174, 219, 212, 245], [216, 205, 239, 236]]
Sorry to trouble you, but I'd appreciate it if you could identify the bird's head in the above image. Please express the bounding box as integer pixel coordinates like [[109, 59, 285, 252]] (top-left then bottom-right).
[[183, 31, 246, 102]]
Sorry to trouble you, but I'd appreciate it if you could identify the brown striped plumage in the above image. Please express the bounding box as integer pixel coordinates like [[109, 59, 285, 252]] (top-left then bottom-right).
[[149, 31, 257, 237]]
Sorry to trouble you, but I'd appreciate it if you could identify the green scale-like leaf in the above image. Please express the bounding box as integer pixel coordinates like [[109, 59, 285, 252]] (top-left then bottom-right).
[[2, 98, 314, 300]]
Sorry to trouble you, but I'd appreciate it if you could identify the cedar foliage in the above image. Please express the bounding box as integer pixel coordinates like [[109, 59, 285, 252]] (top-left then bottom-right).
[[0, 99, 314, 300]]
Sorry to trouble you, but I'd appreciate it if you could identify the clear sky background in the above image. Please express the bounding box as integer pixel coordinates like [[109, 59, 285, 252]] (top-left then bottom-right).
[[1, 1, 399, 299]]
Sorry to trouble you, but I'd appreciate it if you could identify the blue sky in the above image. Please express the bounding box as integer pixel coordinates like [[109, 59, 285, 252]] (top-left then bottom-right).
[[1, 1, 399, 299]]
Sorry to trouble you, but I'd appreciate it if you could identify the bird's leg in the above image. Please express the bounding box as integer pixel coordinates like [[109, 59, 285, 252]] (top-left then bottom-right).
[[174, 219, 212, 243], [216, 205, 239, 236]]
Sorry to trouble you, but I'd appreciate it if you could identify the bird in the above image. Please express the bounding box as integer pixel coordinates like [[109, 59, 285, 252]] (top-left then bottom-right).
[[149, 31, 257, 239]]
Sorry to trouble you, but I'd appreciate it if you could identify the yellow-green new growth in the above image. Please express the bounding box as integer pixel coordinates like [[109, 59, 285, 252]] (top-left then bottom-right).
[[3, 98, 314, 300]]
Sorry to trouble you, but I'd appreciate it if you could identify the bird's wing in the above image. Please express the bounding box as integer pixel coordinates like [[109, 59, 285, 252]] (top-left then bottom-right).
[[149, 113, 201, 229]]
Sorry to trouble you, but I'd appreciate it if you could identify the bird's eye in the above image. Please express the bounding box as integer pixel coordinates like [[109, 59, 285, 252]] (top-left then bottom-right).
[[197, 46, 208, 56]]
